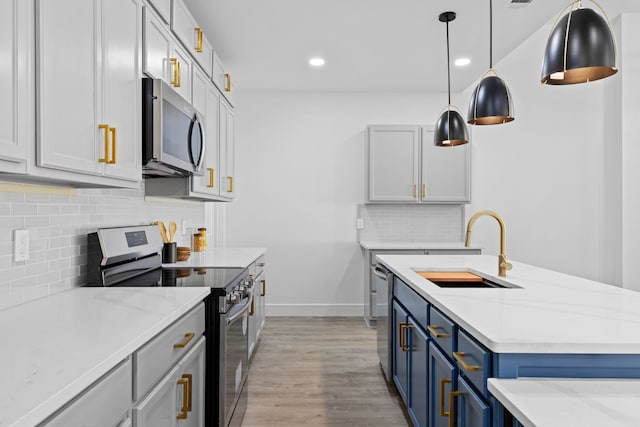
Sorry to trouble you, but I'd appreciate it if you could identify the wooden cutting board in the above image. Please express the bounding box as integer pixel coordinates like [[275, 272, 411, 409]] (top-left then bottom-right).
[[417, 271, 482, 282]]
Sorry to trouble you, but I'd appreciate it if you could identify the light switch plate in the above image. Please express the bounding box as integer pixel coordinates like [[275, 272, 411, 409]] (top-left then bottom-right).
[[14, 229, 29, 262]]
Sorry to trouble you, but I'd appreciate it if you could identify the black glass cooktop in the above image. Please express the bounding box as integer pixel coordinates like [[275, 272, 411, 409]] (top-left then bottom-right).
[[107, 267, 247, 292]]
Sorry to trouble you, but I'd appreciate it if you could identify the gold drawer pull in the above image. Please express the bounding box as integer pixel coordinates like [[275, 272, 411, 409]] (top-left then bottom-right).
[[413, 184, 418, 198], [227, 176, 233, 192], [453, 351, 480, 371], [448, 391, 463, 427], [428, 325, 450, 338], [224, 73, 231, 92], [177, 377, 189, 419], [173, 332, 195, 349], [258, 262, 265, 267], [423, 183, 427, 198], [207, 167, 215, 188], [170, 58, 179, 86], [399, 322, 412, 352], [182, 373, 193, 411], [108, 127, 117, 164], [194, 27, 203, 52], [260, 279, 266, 297], [98, 124, 110, 163], [440, 378, 452, 417]]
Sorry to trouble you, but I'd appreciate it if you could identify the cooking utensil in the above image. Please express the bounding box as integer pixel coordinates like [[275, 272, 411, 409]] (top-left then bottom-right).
[[157, 221, 169, 243], [168, 221, 177, 242]]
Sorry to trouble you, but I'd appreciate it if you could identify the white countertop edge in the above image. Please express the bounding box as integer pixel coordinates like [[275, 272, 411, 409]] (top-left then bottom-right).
[[9, 288, 210, 427], [359, 240, 482, 250], [487, 379, 535, 427]]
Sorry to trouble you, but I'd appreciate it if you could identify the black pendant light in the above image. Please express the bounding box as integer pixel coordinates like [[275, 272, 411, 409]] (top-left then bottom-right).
[[434, 11, 469, 147], [541, 0, 617, 85], [467, 0, 514, 126]]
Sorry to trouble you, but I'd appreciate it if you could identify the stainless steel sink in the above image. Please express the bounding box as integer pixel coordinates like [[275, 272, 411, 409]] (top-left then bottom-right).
[[429, 279, 505, 288]]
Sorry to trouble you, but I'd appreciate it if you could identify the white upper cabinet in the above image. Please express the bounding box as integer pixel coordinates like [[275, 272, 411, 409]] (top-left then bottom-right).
[[212, 52, 233, 106], [421, 127, 470, 203], [171, 0, 213, 76], [219, 98, 235, 199], [147, 0, 170, 23], [191, 69, 220, 197], [366, 125, 470, 204], [367, 125, 420, 202], [36, 0, 141, 184], [0, 0, 29, 174]]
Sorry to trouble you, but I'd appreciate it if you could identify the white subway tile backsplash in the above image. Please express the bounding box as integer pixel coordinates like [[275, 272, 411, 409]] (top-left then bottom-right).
[[0, 182, 205, 311]]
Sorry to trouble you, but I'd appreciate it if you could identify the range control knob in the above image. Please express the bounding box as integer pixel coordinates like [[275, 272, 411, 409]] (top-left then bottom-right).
[[226, 292, 239, 305]]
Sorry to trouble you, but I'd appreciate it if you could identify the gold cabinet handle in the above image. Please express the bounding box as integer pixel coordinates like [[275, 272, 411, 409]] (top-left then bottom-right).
[[224, 73, 231, 92], [399, 322, 412, 352], [194, 27, 203, 52], [423, 184, 427, 198], [227, 176, 233, 192], [182, 373, 192, 412], [207, 167, 215, 188], [427, 325, 450, 338], [453, 351, 480, 371], [448, 391, 462, 427], [260, 279, 266, 297], [413, 184, 418, 198], [258, 262, 265, 267], [440, 378, 452, 417], [399, 322, 406, 350], [173, 332, 195, 349], [170, 58, 179, 86], [177, 377, 189, 419], [98, 124, 110, 163], [176, 60, 182, 87], [109, 127, 117, 164]]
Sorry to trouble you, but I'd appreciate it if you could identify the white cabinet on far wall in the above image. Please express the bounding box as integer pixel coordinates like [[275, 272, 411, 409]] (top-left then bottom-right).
[[212, 52, 234, 106], [0, 0, 29, 174], [36, 0, 142, 184], [366, 125, 470, 203]]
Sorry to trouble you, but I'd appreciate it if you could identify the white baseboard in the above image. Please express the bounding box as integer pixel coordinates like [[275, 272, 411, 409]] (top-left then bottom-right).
[[265, 304, 364, 317]]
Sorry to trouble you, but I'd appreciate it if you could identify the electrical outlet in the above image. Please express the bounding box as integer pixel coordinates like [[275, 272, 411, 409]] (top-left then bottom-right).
[[182, 219, 187, 235], [14, 229, 29, 262], [356, 218, 364, 229]]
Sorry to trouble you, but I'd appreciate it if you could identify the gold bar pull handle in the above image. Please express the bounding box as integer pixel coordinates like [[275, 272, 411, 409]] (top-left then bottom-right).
[[260, 279, 266, 297], [402, 324, 413, 351], [413, 184, 418, 198], [182, 373, 193, 411], [427, 325, 450, 338], [423, 184, 427, 198], [108, 127, 116, 164], [258, 262, 265, 267], [176, 60, 182, 87], [448, 391, 463, 427], [453, 351, 480, 371], [398, 322, 406, 350], [227, 176, 233, 193], [225, 73, 231, 92], [207, 167, 215, 188], [176, 377, 189, 419], [440, 378, 452, 417], [170, 58, 179, 86], [173, 332, 195, 349], [194, 27, 203, 52], [98, 124, 110, 163]]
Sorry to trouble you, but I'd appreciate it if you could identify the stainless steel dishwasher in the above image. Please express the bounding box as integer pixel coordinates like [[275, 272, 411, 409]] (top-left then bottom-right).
[[373, 263, 393, 382]]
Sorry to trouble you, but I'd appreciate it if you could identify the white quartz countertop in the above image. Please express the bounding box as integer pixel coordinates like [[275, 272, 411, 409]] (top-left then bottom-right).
[[0, 287, 210, 427], [162, 247, 266, 269], [488, 378, 640, 427], [377, 254, 640, 354], [359, 241, 481, 250]]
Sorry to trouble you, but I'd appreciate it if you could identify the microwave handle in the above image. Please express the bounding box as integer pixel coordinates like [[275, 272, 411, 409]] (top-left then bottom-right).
[[189, 113, 206, 172]]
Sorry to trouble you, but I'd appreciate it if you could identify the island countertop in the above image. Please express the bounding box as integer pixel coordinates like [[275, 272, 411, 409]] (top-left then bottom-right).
[[376, 254, 640, 354], [0, 287, 210, 427]]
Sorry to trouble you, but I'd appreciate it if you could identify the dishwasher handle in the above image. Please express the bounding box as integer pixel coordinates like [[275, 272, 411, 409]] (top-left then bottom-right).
[[372, 264, 389, 280]]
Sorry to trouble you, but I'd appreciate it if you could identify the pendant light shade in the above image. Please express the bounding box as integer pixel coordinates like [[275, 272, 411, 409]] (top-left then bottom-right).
[[467, 0, 515, 126], [541, 2, 617, 85], [434, 11, 469, 147]]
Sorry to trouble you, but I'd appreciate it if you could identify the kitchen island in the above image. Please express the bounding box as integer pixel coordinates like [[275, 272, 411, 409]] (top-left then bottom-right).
[[377, 254, 640, 426]]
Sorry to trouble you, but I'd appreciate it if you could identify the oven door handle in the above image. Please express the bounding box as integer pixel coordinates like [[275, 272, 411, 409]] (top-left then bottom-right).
[[226, 289, 253, 325]]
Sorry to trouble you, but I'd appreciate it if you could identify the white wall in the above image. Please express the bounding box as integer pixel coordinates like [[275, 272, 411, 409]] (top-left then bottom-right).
[[223, 92, 453, 316], [462, 24, 609, 282]]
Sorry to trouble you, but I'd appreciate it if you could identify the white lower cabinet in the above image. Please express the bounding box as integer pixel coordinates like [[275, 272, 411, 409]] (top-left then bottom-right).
[[40, 359, 132, 426], [248, 256, 266, 360], [133, 337, 206, 427]]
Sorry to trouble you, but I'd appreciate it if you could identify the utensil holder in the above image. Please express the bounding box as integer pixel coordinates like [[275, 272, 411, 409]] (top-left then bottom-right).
[[162, 242, 177, 263]]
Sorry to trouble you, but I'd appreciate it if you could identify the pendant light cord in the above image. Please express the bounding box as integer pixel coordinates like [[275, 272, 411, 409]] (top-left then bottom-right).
[[489, 0, 493, 69], [446, 20, 451, 105]]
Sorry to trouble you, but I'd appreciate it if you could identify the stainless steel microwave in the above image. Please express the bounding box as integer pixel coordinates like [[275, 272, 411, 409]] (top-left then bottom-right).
[[142, 78, 205, 177]]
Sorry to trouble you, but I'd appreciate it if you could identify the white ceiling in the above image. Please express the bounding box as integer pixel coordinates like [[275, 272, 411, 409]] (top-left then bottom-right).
[[183, 0, 640, 93]]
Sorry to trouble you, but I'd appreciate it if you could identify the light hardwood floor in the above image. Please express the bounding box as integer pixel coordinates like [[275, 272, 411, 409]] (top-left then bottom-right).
[[241, 317, 410, 427]]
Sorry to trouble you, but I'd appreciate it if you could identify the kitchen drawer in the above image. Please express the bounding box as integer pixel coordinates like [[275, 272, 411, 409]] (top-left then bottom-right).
[[456, 329, 491, 397], [133, 303, 205, 400], [254, 254, 266, 277], [428, 306, 456, 355], [393, 277, 428, 329], [41, 358, 131, 426]]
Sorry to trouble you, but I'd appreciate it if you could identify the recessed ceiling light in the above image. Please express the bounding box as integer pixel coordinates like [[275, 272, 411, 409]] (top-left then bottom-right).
[[309, 57, 325, 67], [455, 58, 471, 67]]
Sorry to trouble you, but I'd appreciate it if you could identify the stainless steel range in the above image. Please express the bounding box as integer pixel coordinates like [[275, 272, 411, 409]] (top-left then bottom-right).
[[87, 225, 253, 427]]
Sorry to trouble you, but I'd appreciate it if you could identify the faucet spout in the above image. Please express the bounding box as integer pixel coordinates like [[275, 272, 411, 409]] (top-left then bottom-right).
[[465, 210, 512, 277]]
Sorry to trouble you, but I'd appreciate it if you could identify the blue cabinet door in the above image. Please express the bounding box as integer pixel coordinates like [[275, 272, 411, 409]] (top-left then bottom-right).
[[456, 375, 490, 427], [408, 317, 429, 427], [429, 342, 456, 427], [393, 300, 409, 404]]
